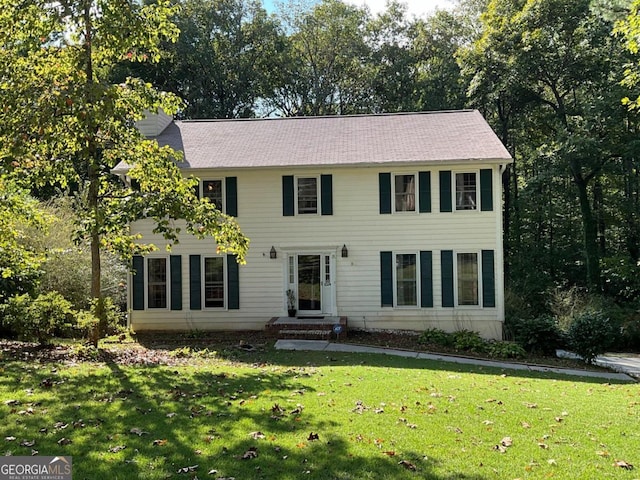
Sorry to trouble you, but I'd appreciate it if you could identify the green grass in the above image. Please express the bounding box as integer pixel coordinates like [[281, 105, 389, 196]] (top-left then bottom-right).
[[0, 347, 638, 479]]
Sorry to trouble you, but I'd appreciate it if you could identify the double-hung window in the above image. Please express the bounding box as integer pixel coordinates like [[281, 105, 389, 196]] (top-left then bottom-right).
[[396, 253, 418, 306], [381, 251, 433, 308], [457, 253, 479, 305], [147, 258, 168, 309], [202, 179, 224, 210], [204, 257, 225, 308], [455, 172, 477, 211], [297, 177, 318, 214], [394, 174, 416, 212]]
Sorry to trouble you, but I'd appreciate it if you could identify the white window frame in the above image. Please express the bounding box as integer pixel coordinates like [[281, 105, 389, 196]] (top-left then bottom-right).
[[146, 256, 170, 310], [454, 251, 481, 307], [453, 171, 479, 212], [200, 179, 225, 212], [392, 172, 418, 214], [295, 175, 320, 215], [393, 251, 420, 308], [202, 255, 227, 310]]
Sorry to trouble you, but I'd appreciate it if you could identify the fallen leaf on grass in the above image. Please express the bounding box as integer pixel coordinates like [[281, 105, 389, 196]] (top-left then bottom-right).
[[4, 400, 20, 406], [54, 422, 68, 430], [500, 437, 513, 447], [249, 431, 265, 440], [5, 437, 16, 442], [307, 432, 319, 441], [538, 443, 549, 449], [383, 451, 396, 456], [242, 447, 258, 459], [57, 438, 72, 446], [521, 422, 531, 429], [152, 439, 167, 446], [176, 465, 198, 473], [130, 428, 149, 436], [108, 445, 126, 453], [613, 460, 634, 470], [20, 440, 35, 447], [596, 450, 610, 457], [398, 460, 416, 471]]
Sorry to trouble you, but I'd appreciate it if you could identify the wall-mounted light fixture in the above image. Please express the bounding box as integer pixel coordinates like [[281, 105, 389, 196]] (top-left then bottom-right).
[[270, 246, 277, 259], [341, 244, 348, 258]]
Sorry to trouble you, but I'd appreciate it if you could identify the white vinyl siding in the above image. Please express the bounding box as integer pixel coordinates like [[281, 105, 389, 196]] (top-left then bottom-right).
[[129, 165, 505, 339]]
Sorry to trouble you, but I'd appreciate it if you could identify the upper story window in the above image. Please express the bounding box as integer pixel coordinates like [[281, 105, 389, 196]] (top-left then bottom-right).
[[455, 172, 477, 211], [283, 175, 333, 216], [394, 174, 416, 212], [297, 177, 318, 214], [379, 172, 431, 214], [202, 180, 223, 210]]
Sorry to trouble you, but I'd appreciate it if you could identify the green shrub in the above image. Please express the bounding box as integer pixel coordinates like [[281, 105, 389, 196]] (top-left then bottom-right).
[[1, 292, 73, 344], [452, 330, 487, 354], [566, 310, 617, 364], [418, 328, 454, 348], [507, 315, 564, 355], [486, 341, 526, 359]]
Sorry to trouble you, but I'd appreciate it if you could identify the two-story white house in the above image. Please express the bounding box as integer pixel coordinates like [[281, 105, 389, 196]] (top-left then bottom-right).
[[118, 110, 512, 339]]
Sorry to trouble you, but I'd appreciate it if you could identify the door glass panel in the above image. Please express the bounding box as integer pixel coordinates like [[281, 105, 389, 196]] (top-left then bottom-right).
[[298, 255, 321, 311]]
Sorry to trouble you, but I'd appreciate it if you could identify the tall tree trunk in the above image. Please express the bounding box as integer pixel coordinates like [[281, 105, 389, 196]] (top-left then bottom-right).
[[84, 0, 104, 345], [572, 165, 601, 290]]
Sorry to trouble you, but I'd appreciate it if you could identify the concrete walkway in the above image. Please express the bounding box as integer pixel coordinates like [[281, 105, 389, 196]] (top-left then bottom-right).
[[274, 339, 638, 382]]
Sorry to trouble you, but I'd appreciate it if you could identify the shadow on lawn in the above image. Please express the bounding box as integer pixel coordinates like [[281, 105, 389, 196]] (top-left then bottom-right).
[[0, 356, 488, 480]]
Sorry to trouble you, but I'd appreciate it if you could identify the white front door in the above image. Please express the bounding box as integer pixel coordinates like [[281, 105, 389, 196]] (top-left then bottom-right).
[[290, 253, 335, 316]]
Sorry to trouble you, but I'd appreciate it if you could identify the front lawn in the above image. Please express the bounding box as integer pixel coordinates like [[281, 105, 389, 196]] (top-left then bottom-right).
[[0, 340, 638, 479]]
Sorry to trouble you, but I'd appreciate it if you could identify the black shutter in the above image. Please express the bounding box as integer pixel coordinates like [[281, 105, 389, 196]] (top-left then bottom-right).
[[282, 175, 294, 216], [439, 171, 452, 212], [132, 255, 145, 310], [419, 171, 431, 213], [170, 255, 182, 311], [320, 174, 333, 215], [189, 255, 201, 310], [420, 251, 433, 308], [379, 173, 391, 214], [193, 181, 200, 199], [225, 177, 238, 216], [380, 251, 393, 307], [482, 250, 496, 307], [480, 169, 493, 211], [441, 250, 454, 307], [227, 255, 240, 310]]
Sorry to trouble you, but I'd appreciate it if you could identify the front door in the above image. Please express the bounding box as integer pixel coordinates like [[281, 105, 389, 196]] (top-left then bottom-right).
[[291, 253, 335, 315]]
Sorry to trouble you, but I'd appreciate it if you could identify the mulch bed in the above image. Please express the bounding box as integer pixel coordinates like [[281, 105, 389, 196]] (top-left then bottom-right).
[[0, 330, 606, 372]]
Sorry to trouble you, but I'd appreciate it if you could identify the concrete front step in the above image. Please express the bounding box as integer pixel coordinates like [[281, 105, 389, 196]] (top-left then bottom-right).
[[265, 316, 348, 340], [278, 329, 332, 340]]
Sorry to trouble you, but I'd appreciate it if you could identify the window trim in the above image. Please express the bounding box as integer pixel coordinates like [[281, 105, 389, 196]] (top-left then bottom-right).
[[200, 179, 225, 211], [453, 251, 481, 307], [453, 170, 479, 212], [392, 172, 418, 214], [201, 255, 227, 310], [393, 251, 420, 308], [295, 175, 321, 216], [146, 256, 170, 310]]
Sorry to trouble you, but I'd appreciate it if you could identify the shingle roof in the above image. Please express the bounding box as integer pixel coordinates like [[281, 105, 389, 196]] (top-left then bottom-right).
[[121, 110, 512, 172]]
